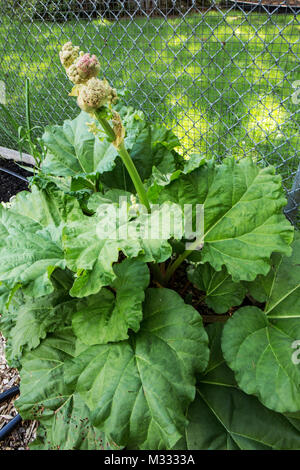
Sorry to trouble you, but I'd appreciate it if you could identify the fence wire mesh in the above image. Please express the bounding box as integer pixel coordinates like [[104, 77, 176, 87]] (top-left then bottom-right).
[[0, 0, 299, 218]]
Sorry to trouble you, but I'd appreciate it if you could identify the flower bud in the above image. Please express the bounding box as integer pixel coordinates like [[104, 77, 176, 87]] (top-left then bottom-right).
[[66, 63, 84, 85], [86, 121, 101, 136], [66, 53, 101, 85], [112, 110, 125, 148], [77, 78, 118, 113], [109, 87, 118, 106], [59, 41, 80, 69], [76, 53, 100, 81]]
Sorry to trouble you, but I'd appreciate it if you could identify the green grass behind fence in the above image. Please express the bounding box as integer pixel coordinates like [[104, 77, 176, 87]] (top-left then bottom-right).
[[0, 10, 299, 188]]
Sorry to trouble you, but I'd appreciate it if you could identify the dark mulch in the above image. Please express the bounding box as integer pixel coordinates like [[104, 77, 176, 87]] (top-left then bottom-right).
[[0, 158, 31, 203], [160, 260, 265, 324]]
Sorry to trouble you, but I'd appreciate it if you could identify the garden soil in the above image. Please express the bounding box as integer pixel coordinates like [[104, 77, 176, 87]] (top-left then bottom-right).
[[0, 158, 30, 202]]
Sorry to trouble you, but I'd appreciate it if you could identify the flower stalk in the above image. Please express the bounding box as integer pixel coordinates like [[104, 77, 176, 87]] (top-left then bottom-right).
[[164, 237, 204, 283], [118, 140, 151, 211], [60, 41, 150, 211], [164, 250, 191, 283], [94, 110, 150, 211]]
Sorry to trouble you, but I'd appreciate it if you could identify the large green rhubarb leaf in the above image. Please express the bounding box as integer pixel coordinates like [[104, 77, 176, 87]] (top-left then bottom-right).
[[247, 232, 300, 318], [222, 235, 300, 413], [66, 288, 209, 449], [0, 287, 22, 367], [10, 184, 82, 227], [42, 107, 179, 189], [72, 258, 150, 344], [0, 206, 64, 297], [222, 307, 300, 413], [158, 158, 293, 282], [0, 282, 11, 312], [16, 329, 116, 450], [100, 114, 179, 192], [188, 263, 246, 313], [63, 201, 177, 297], [0, 186, 81, 297], [6, 289, 80, 360], [147, 153, 207, 202], [16, 328, 77, 420], [29, 393, 118, 450], [42, 111, 118, 177], [184, 324, 300, 450], [265, 233, 300, 318]]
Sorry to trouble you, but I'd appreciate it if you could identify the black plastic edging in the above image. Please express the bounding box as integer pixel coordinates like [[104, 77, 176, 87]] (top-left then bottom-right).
[[0, 166, 28, 182]]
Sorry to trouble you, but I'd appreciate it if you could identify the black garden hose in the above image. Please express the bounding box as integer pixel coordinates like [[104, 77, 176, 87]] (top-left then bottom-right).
[[0, 414, 22, 441], [0, 386, 20, 404], [0, 166, 28, 183], [0, 386, 22, 441]]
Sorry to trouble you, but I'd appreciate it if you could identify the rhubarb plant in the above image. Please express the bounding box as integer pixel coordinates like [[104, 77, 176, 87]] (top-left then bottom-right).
[[0, 43, 299, 450]]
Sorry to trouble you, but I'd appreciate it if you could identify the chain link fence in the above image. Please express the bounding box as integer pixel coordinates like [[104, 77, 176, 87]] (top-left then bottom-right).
[[0, 0, 299, 219]]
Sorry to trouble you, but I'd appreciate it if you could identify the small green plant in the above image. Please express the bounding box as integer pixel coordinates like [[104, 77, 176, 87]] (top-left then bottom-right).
[[0, 78, 46, 166], [0, 42, 299, 450]]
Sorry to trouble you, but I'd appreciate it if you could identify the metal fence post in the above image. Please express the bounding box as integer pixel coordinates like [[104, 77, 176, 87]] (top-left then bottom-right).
[[285, 162, 300, 224]]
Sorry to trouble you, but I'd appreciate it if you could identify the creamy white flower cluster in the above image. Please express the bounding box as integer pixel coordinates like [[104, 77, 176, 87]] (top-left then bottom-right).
[[59, 42, 117, 112]]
